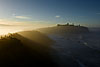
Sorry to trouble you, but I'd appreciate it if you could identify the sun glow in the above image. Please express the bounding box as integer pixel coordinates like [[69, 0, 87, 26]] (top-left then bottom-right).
[[0, 19, 54, 35], [0, 27, 23, 35]]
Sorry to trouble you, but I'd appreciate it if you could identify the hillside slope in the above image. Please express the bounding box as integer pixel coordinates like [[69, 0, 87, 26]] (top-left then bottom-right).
[[0, 31, 56, 66]]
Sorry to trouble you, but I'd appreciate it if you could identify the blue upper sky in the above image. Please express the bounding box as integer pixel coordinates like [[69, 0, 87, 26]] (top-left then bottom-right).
[[0, 0, 100, 27]]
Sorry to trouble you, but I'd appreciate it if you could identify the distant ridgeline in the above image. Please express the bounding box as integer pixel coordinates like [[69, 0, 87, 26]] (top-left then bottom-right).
[[38, 23, 89, 34]]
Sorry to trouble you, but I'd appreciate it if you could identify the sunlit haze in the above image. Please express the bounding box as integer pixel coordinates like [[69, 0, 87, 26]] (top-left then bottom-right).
[[0, 0, 100, 35], [0, 0, 100, 66]]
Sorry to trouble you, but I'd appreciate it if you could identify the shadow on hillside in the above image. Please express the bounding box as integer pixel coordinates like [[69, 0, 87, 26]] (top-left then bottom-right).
[[0, 31, 56, 66]]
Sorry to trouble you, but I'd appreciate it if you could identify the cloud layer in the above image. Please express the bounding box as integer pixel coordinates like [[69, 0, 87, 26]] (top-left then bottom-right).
[[15, 16, 31, 19], [55, 16, 60, 18]]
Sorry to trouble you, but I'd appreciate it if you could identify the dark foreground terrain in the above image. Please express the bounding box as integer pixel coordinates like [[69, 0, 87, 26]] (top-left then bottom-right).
[[48, 32, 100, 67], [0, 26, 100, 67], [0, 31, 56, 66], [37, 26, 100, 67]]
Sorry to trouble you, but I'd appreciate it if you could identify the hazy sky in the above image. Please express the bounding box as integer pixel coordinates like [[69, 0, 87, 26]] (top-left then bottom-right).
[[0, 0, 100, 27]]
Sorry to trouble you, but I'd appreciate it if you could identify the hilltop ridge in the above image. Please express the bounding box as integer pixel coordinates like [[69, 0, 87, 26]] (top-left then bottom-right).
[[37, 23, 89, 35]]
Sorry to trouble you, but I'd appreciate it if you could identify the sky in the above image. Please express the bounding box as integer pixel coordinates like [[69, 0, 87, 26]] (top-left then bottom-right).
[[0, 0, 100, 28]]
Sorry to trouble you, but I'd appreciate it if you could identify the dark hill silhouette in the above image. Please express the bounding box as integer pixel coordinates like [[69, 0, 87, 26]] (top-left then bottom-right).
[[0, 31, 56, 66], [37, 25, 89, 35]]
